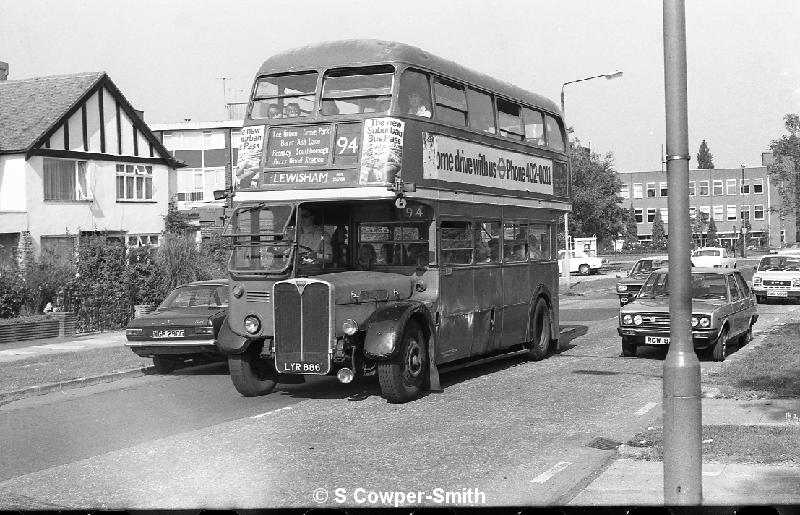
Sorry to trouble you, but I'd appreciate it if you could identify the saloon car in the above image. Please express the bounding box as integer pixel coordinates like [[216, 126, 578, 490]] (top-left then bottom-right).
[[615, 255, 669, 306], [752, 254, 800, 303], [125, 279, 229, 373], [617, 268, 757, 361], [558, 249, 607, 276], [690, 247, 737, 268]]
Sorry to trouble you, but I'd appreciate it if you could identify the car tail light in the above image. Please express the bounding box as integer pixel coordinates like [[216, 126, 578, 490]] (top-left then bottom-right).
[[196, 326, 214, 335], [126, 328, 143, 336]]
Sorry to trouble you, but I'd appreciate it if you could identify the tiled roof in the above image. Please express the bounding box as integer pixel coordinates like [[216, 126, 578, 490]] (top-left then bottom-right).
[[0, 72, 104, 153]]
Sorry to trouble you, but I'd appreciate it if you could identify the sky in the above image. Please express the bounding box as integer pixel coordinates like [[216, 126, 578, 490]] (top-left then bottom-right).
[[3, 0, 800, 172]]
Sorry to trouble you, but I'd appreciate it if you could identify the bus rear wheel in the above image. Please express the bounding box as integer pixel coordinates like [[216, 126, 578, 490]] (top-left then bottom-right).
[[377, 321, 427, 403], [526, 299, 552, 361], [228, 340, 277, 396]]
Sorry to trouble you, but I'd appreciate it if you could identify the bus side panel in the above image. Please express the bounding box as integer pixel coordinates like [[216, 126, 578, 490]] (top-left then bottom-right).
[[500, 263, 531, 348], [470, 266, 502, 356], [437, 267, 474, 363]]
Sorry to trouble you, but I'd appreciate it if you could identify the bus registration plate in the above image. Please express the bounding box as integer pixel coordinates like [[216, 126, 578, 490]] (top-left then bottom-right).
[[645, 336, 670, 345], [281, 362, 324, 374], [152, 329, 184, 338]]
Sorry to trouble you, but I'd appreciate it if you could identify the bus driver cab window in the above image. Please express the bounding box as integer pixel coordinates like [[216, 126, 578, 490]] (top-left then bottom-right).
[[399, 69, 432, 118]]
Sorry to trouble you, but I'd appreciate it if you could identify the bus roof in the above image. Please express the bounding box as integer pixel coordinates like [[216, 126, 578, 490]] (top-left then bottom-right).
[[256, 39, 561, 116]]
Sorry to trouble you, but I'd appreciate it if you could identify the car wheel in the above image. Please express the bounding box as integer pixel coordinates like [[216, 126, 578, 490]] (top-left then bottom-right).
[[739, 320, 753, 346], [377, 321, 427, 403], [152, 355, 177, 374], [228, 340, 277, 397], [578, 264, 591, 276], [712, 327, 728, 362], [756, 295, 765, 304], [621, 337, 637, 357], [525, 298, 552, 361]]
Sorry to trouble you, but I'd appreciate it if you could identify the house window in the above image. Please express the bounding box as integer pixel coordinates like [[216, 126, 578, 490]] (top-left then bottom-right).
[[699, 181, 709, 196], [727, 205, 737, 221], [713, 205, 723, 222], [660, 207, 668, 223], [634, 208, 643, 223], [646, 182, 656, 198], [712, 180, 723, 195], [740, 179, 750, 194], [43, 158, 91, 201], [633, 183, 643, 199], [116, 164, 154, 201], [699, 206, 711, 220], [753, 178, 764, 194], [40, 235, 76, 264], [689, 206, 697, 220], [726, 179, 737, 195], [688, 181, 695, 196], [647, 208, 656, 222], [126, 234, 160, 247], [659, 182, 668, 197], [620, 184, 630, 199], [754, 204, 765, 220], [740, 205, 750, 222]]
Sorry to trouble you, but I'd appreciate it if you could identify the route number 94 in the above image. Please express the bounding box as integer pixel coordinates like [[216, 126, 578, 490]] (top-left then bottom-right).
[[336, 135, 359, 155]]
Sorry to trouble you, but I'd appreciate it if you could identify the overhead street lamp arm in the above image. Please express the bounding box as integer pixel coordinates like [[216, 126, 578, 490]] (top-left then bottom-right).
[[560, 70, 624, 115]]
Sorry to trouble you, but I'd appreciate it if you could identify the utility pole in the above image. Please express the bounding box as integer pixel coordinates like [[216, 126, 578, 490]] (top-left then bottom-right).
[[216, 77, 231, 110], [663, 0, 702, 504]]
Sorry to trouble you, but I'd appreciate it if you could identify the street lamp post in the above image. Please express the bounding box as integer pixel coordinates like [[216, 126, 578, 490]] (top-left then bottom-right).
[[560, 70, 623, 290], [740, 163, 747, 258]]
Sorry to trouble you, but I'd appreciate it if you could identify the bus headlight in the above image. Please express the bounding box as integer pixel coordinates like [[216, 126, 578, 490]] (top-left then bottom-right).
[[342, 319, 358, 336], [633, 314, 643, 326], [244, 315, 261, 335], [617, 284, 628, 292], [232, 284, 244, 298], [622, 314, 633, 325]]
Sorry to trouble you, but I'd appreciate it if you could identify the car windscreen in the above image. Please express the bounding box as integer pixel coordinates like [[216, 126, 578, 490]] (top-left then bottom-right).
[[758, 256, 800, 271], [159, 285, 229, 309], [631, 259, 667, 276], [694, 249, 720, 257], [638, 272, 726, 300]]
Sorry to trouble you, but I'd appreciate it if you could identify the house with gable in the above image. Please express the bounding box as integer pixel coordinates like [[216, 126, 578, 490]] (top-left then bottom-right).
[[0, 70, 182, 266]]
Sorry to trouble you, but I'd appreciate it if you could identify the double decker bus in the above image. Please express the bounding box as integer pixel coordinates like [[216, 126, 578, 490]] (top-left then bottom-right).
[[217, 40, 571, 403]]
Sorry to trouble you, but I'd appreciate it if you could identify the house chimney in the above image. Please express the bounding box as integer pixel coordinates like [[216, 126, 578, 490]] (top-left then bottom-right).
[[0, 62, 9, 81]]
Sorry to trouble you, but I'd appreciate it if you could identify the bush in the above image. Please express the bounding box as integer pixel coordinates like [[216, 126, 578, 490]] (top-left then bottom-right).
[[0, 267, 26, 318]]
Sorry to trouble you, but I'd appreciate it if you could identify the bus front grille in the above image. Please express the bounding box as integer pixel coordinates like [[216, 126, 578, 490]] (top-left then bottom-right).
[[272, 280, 332, 375]]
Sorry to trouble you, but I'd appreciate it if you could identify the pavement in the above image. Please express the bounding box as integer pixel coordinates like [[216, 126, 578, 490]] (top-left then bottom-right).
[[1, 273, 798, 508]]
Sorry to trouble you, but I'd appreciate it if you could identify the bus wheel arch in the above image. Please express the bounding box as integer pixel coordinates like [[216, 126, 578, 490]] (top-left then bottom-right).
[[377, 319, 428, 403]]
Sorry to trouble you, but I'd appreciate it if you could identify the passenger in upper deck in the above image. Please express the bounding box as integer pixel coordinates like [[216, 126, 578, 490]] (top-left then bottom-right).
[[267, 104, 283, 119], [407, 92, 431, 118], [285, 103, 302, 118]]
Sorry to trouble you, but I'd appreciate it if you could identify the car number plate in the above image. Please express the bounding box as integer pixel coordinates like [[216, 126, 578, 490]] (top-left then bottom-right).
[[767, 291, 788, 297], [645, 336, 670, 345], [152, 329, 185, 338]]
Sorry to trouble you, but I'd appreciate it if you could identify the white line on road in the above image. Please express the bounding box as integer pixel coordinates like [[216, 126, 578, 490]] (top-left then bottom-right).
[[635, 402, 659, 416], [251, 406, 292, 419], [530, 461, 572, 483]]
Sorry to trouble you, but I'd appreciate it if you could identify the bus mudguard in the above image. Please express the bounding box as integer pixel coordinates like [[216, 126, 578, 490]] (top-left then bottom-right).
[[363, 301, 433, 359], [215, 316, 250, 354]]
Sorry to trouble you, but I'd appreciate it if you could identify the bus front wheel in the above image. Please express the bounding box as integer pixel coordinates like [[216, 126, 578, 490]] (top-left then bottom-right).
[[526, 299, 552, 361], [377, 321, 427, 403], [228, 341, 277, 396]]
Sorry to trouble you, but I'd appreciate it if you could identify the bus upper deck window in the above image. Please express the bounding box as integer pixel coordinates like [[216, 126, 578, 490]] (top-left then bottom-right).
[[251, 72, 317, 120], [497, 99, 523, 140], [544, 114, 566, 151], [523, 107, 545, 146], [467, 88, 496, 134], [399, 69, 432, 118], [433, 78, 467, 126], [321, 66, 394, 116]]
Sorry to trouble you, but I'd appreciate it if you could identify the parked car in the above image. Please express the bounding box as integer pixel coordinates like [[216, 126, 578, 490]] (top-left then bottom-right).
[[615, 255, 669, 306], [690, 247, 737, 268], [752, 254, 800, 304], [125, 279, 229, 373], [557, 249, 607, 276], [617, 268, 757, 361], [776, 242, 800, 255]]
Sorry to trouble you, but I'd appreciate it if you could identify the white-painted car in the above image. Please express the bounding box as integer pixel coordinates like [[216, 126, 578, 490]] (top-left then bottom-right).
[[691, 247, 737, 268], [558, 249, 607, 275]]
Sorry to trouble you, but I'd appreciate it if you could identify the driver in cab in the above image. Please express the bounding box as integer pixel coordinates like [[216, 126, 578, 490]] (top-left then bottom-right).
[[293, 207, 332, 265]]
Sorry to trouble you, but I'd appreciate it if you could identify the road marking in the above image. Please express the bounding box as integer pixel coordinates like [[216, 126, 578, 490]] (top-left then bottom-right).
[[530, 461, 571, 483], [251, 406, 292, 419], [635, 402, 659, 416]]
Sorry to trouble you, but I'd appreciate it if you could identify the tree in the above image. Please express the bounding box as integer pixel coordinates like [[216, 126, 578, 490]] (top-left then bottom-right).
[[163, 201, 195, 235], [651, 209, 667, 250], [706, 217, 719, 246], [568, 139, 625, 245], [767, 114, 800, 218], [624, 205, 639, 247], [697, 139, 715, 169], [690, 210, 708, 248]]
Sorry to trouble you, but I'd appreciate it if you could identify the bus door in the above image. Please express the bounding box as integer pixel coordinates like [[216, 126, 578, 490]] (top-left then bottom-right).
[[499, 221, 532, 348], [437, 220, 475, 362], [470, 221, 503, 356]]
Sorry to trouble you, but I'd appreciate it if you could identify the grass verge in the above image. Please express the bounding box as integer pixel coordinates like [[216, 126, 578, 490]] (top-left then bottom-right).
[[705, 322, 800, 399], [0, 346, 152, 395], [624, 425, 800, 464]]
